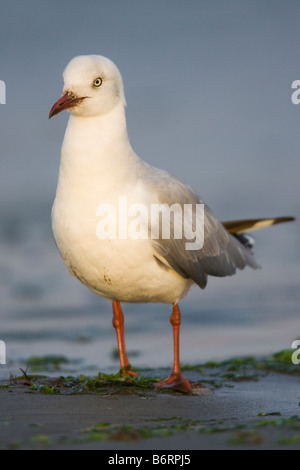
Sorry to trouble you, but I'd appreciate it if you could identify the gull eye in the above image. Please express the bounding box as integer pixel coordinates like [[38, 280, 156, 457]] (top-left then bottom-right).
[[93, 77, 102, 87]]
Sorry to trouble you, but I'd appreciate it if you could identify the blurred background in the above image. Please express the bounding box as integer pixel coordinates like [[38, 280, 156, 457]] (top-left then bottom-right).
[[0, 0, 299, 378]]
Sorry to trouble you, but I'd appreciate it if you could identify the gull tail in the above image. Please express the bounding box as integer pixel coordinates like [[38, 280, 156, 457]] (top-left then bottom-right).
[[222, 216, 295, 235]]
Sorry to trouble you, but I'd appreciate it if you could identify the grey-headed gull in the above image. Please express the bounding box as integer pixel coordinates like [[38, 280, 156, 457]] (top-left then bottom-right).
[[49, 55, 294, 392]]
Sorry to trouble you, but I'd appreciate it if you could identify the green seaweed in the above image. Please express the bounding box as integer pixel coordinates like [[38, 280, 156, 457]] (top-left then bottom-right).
[[30, 384, 60, 395], [31, 434, 52, 445], [7, 442, 21, 450], [82, 372, 159, 393], [80, 421, 177, 443], [255, 415, 300, 429], [0, 384, 9, 389], [277, 434, 300, 445], [181, 348, 300, 385], [26, 355, 69, 372], [2, 347, 300, 400], [228, 430, 263, 445]]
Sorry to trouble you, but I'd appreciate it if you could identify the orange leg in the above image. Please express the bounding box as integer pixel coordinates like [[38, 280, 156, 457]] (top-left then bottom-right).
[[112, 300, 138, 377], [155, 304, 192, 393]]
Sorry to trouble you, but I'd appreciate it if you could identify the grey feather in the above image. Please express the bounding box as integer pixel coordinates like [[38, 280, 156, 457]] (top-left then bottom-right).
[[141, 168, 260, 289]]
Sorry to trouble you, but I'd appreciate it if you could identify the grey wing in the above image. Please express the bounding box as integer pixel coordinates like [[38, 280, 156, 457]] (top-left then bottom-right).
[[142, 168, 260, 289]]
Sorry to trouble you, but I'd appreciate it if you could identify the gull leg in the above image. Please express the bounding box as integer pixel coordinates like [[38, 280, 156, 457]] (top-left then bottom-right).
[[112, 300, 138, 377], [155, 304, 192, 393]]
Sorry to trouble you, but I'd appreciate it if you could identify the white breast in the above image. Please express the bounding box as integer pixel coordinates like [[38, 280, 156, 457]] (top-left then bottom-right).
[[52, 110, 191, 304]]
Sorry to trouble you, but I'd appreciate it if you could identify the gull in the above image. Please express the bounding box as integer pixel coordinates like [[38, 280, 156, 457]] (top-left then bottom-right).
[[49, 55, 294, 392]]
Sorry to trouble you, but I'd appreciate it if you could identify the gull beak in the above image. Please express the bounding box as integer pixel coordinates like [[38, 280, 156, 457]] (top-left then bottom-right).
[[49, 92, 86, 119]]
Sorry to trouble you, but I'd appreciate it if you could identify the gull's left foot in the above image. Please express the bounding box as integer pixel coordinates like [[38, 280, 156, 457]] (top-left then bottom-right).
[[119, 365, 138, 378], [154, 373, 192, 393]]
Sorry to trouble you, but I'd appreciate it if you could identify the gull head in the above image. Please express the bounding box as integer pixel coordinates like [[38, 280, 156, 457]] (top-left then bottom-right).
[[49, 55, 126, 119]]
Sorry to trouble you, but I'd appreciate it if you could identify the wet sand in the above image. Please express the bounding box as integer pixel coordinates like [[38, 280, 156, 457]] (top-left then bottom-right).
[[1, 367, 300, 450]]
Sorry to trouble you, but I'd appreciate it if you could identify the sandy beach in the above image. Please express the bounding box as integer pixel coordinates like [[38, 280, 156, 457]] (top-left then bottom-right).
[[1, 355, 300, 451]]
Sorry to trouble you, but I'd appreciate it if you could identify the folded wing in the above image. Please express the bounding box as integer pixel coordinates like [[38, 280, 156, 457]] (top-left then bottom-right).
[[141, 169, 260, 289]]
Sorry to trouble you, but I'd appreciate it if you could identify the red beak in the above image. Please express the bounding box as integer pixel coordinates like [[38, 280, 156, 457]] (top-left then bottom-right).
[[48, 92, 86, 119]]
